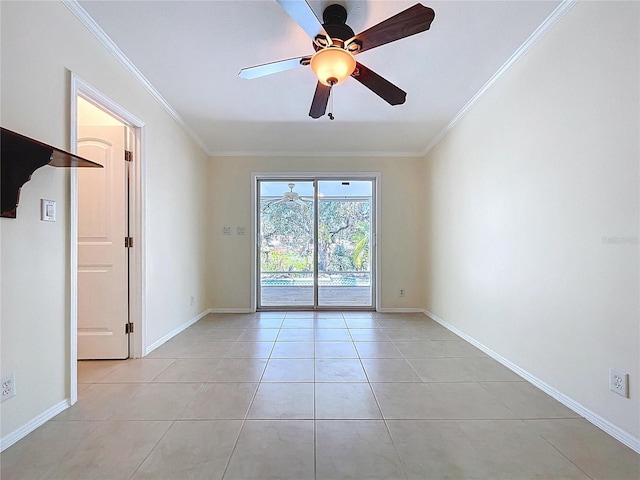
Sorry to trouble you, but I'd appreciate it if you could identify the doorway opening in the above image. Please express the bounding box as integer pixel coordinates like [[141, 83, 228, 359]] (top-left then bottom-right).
[[70, 74, 145, 404], [256, 177, 376, 310]]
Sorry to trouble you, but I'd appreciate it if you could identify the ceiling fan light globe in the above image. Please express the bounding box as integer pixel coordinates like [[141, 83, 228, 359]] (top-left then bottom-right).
[[310, 47, 356, 86]]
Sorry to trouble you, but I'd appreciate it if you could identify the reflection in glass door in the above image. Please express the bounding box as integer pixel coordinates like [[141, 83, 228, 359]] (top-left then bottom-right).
[[317, 181, 373, 307], [258, 181, 315, 308], [257, 178, 375, 309]]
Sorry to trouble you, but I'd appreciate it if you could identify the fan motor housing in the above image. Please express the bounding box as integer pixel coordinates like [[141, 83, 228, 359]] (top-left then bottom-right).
[[313, 4, 355, 50]]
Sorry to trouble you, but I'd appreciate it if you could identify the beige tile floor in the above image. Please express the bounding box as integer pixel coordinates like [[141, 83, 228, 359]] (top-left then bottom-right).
[[2, 312, 638, 479]]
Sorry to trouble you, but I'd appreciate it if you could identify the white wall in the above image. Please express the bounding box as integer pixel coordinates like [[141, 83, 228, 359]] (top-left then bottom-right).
[[0, 0, 209, 441], [208, 156, 426, 311], [424, 0, 639, 439]]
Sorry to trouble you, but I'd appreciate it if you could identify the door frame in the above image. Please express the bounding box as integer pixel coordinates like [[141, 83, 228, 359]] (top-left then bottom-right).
[[251, 172, 380, 311], [69, 74, 146, 404]]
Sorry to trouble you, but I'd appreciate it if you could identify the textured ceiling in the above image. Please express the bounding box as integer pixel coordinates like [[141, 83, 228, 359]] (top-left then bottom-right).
[[76, 0, 562, 157]]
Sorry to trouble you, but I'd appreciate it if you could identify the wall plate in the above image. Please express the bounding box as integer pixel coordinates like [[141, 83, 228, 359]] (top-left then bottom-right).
[[41, 199, 56, 222], [610, 368, 629, 398], [1, 373, 15, 402]]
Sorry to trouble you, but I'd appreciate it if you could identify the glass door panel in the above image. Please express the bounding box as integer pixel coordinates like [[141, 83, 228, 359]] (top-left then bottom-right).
[[317, 180, 373, 308], [258, 181, 315, 308]]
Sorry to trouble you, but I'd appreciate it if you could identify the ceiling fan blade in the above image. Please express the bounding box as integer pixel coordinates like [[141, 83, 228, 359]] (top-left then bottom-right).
[[264, 198, 285, 209], [352, 62, 406, 105], [348, 4, 435, 54], [309, 82, 331, 119], [276, 0, 332, 45], [239, 56, 311, 79]]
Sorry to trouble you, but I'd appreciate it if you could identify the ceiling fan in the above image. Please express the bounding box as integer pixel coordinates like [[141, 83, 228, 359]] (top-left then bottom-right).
[[239, 1, 435, 119], [265, 183, 313, 207]]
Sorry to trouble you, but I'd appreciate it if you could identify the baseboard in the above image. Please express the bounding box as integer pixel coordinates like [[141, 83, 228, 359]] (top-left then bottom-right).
[[209, 308, 254, 314], [0, 399, 70, 452], [144, 309, 211, 356], [376, 308, 425, 313], [422, 309, 640, 454], [211, 307, 426, 314]]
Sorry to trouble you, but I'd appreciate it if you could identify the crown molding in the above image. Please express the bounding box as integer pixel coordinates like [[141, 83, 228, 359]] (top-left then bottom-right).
[[61, 0, 210, 154], [208, 149, 422, 158], [62, 0, 578, 160], [422, 0, 578, 157]]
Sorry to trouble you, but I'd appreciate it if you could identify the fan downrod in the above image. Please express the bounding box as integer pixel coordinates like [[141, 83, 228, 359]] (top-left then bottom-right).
[[317, 3, 355, 46], [323, 4, 348, 25]]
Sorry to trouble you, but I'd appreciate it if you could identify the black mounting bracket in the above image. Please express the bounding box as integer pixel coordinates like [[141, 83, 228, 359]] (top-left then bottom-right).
[[1, 128, 103, 218]]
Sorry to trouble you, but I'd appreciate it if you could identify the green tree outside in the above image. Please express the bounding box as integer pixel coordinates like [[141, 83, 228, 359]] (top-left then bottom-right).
[[260, 199, 370, 281]]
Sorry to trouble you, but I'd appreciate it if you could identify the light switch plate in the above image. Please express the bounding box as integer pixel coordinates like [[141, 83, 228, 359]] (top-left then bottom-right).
[[41, 199, 56, 222]]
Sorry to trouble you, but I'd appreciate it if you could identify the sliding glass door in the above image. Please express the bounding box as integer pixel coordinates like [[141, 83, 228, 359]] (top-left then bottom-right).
[[317, 180, 373, 307], [257, 178, 375, 310], [258, 181, 315, 308]]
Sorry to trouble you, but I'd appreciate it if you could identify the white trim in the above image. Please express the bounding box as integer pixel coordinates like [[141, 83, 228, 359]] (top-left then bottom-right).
[[69, 88, 79, 405], [144, 309, 211, 355], [250, 175, 258, 313], [132, 126, 147, 359], [0, 400, 70, 452], [72, 75, 145, 127], [61, 0, 209, 155], [422, 0, 578, 156], [377, 308, 424, 313], [70, 75, 146, 393], [250, 172, 380, 311], [210, 308, 255, 314], [423, 309, 640, 454], [373, 176, 381, 313], [213, 150, 420, 158]]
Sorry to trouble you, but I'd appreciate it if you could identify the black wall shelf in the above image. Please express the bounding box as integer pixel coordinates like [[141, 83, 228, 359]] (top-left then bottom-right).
[[1, 127, 103, 218]]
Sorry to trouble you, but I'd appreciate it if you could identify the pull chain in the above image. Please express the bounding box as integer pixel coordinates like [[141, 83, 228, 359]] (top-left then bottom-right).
[[328, 82, 335, 120]]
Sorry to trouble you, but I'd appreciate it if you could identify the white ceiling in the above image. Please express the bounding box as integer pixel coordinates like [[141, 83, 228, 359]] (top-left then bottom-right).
[[76, 0, 562, 157]]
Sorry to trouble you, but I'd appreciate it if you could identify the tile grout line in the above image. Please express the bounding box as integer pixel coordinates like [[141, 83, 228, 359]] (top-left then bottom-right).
[[220, 313, 286, 480], [126, 419, 176, 480], [352, 318, 411, 480], [536, 433, 596, 480], [313, 315, 322, 480]]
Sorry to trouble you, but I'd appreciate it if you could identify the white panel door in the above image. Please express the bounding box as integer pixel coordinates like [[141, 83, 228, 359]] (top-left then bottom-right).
[[77, 126, 129, 359]]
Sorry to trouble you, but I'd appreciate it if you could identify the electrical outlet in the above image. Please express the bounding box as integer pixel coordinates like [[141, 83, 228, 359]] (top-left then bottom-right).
[[190, 295, 195, 306], [610, 368, 629, 397], [223, 227, 231, 235], [399, 289, 405, 297], [1, 373, 15, 402]]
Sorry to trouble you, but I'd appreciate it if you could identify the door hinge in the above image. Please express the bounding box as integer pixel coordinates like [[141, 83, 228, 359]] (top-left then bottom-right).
[[124, 150, 133, 162], [125, 236, 134, 248], [125, 322, 134, 334]]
